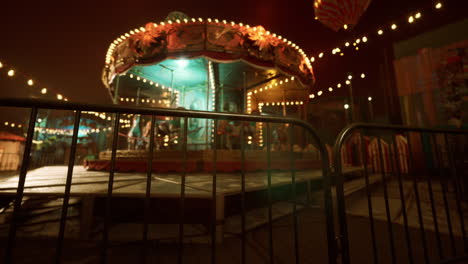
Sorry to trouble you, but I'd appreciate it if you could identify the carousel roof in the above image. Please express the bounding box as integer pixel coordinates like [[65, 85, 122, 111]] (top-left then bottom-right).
[[102, 17, 315, 93]]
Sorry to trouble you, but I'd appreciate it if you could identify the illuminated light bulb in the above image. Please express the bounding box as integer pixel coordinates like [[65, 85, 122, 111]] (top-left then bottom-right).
[[415, 12, 421, 19], [291, 76, 295, 80], [311, 57, 315, 62], [345, 42, 350, 47], [318, 52, 324, 58], [129, 74, 134, 78], [7, 69, 15, 76], [11, 123, 15, 127], [198, 18, 203, 22], [184, 18, 188, 23], [343, 24, 348, 30], [348, 75, 353, 80], [176, 19, 181, 23], [378, 29, 383, 35], [361, 73, 366, 79], [191, 18, 196, 22], [0, 62, 3, 68], [143, 79, 147, 83], [57, 94, 63, 100], [346, 80, 351, 85], [391, 24, 397, 30], [344, 104, 349, 109], [41, 88, 47, 94], [317, 91, 323, 96], [4, 122, 8, 125], [286, 102, 290, 105], [337, 83, 342, 88], [27, 79, 34, 86], [64, 98, 68, 101], [136, 77, 140, 80], [362, 36, 368, 43], [125, 98, 129, 102], [435, 2, 442, 9], [368, 96, 372, 101], [353, 42, 357, 46], [315, 16, 318, 20], [149, 81, 154, 85], [340, 53, 344, 56], [356, 39, 361, 44], [168, 20, 173, 24], [18, 124, 22, 128], [332, 49, 337, 55], [207, 18, 212, 22], [355, 47, 359, 51], [328, 87, 333, 92]]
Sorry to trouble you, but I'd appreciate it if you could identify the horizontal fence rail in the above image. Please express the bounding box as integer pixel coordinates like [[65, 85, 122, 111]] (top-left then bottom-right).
[[333, 123, 468, 264], [0, 98, 336, 264]]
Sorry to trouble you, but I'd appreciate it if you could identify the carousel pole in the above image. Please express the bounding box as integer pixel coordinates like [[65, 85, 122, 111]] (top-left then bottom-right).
[[282, 90, 287, 116], [136, 87, 141, 106], [243, 72, 247, 113], [113, 76, 120, 104]]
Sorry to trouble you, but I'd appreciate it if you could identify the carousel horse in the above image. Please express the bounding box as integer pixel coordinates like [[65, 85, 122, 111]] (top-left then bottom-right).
[[127, 115, 143, 150]]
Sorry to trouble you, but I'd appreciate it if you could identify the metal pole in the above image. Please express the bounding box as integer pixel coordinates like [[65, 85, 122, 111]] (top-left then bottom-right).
[[113, 76, 120, 104]]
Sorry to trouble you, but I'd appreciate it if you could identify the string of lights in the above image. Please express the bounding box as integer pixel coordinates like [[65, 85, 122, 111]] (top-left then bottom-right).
[[0, 59, 70, 101], [309, 72, 366, 99], [310, 1, 446, 62]]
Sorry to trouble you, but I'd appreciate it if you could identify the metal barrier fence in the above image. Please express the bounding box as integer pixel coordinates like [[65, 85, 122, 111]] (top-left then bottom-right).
[[0, 98, 335, 264], [333, 123, 468, 264]]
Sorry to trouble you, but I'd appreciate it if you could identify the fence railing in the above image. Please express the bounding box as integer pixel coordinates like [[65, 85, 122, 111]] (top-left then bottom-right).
[[333, 123, 468, 264], [0, 98, 335, 264]]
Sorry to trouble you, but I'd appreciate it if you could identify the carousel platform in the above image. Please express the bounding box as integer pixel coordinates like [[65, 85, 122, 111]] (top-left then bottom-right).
[[84, 149, 323, 173]]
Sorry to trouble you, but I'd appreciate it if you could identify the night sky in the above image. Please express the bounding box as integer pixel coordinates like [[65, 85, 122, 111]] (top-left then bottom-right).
[[0, 0, 454, 104]]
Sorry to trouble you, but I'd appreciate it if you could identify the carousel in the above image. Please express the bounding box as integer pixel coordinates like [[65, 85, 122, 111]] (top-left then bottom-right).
[[85, 12, 318, 172]]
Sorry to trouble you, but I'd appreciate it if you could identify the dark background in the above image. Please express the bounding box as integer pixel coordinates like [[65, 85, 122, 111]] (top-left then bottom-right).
[[2, 0, 462, 104]]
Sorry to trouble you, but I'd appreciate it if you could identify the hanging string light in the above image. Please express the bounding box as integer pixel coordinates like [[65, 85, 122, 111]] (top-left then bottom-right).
[[310, 1, 447, 61], [0, 60, 70, 101]]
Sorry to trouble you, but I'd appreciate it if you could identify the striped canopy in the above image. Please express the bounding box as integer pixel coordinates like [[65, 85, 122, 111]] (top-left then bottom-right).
[[313, 0, 372, 31]]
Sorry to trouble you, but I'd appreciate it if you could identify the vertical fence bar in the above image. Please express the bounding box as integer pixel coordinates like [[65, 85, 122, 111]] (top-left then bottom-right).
[[101, 112, 120, 264], [376, 135, 396, 264], [240, 120, 247, 264], [289, 125, 299, 264], [405, 132, 430, 263], [178, 117, 188, 264], [425, 133, 443, 260], [359, 132, 378, 264], [143, 115, 156, 260], [391, 133, 413, 264], [334, 141, 348, 264], [432, 134, 456, 257], [211, 119, 218, 264], [55, 110, 81, 264], [266, 123, 274, 264], [5, 107, 38, 263], [444, 133, 468, 254]]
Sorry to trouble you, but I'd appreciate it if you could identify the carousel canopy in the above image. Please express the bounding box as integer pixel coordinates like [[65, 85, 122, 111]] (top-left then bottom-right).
[[102, 16, 315, 96], [313, 0, 373, 31]]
